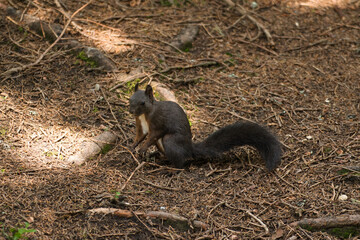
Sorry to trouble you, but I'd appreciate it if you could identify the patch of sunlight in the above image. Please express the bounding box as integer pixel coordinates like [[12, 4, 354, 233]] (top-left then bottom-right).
[[288, 0, 358, 8], [81, 28, 136, 54], [21, 125, 89, 168], [0, 88, 93, 169]]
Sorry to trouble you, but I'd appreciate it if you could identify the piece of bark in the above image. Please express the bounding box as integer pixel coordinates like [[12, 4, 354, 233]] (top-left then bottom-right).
[[3, 6, 116, 71], [168, 25, 199, 51], [67, 131, 117, 165], [291, 214, 360, 229]]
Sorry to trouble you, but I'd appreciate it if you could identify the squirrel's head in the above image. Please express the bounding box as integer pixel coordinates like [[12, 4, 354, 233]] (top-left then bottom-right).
[[129, 84, 154, 116]]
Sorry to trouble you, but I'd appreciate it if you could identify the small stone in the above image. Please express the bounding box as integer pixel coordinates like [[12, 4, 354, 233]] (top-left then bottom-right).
[[94, 84, 100, 91], [250, 1, 258, 9], [230, 235, 239, 240], [338, 194, 348, 201]]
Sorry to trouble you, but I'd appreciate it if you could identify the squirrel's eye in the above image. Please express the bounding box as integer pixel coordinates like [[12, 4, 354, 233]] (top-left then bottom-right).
[[141, 101, 145, 105]]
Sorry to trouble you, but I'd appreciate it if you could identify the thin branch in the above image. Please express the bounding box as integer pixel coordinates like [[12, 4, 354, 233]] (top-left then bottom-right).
[[139, 178, 180, 191], [223, 0, 274, 45], [100, 88, 128, 141], [245, 210, 269, 234], [119, 162, 145, 192], [118, 144, 140, 165], [54, 0, 83, 31], [110, 61, 218, 91]]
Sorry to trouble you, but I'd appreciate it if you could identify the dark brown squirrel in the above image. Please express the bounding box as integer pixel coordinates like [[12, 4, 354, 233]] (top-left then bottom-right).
[[129, 84, 282, 170]]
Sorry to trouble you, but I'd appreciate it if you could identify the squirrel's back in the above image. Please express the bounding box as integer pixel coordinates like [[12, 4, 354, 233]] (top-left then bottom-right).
[[151, 101, 192, 137]]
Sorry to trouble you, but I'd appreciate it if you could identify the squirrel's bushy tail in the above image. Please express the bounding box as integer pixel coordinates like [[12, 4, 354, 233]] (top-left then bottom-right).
[[192, 121, 282, 171]]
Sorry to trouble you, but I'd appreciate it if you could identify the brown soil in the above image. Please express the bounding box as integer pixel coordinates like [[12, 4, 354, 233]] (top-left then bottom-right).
[[0, 0, 359, 239]]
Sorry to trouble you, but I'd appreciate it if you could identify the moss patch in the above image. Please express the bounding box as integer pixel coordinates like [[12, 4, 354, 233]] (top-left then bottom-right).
[[327, 227, 360, 239], [76, 51, 97, 68], [100, 144, 113, 154]]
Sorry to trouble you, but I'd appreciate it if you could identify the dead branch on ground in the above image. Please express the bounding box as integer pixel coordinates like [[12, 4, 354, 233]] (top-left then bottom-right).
[[291, 214, 360, 229], [88, 208, 208, 230], [67, 131, 117, 165]]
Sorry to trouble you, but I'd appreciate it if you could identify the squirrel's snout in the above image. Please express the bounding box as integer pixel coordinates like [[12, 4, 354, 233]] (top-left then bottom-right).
[[129, 105, 137, 115]]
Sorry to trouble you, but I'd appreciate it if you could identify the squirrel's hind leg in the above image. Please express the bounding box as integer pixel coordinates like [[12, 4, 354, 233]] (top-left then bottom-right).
[[162, 134, 192, 169]]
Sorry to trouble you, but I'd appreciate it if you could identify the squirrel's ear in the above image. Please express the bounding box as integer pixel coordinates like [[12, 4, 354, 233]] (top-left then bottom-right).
[[134, 83, 139, 92], [145, 85, 154, 102]]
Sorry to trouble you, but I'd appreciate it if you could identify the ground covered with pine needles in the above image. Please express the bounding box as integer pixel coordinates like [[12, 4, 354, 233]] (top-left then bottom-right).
[[0, 0, 359, 239]]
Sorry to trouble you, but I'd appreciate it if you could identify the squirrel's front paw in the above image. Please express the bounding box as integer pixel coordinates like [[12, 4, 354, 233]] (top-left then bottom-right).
[[137, 146, 147, 156], [138, 148, 146, 155]]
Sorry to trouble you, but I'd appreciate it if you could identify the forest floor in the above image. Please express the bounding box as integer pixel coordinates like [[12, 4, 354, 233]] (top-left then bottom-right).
[[0, 0, 359, 239]]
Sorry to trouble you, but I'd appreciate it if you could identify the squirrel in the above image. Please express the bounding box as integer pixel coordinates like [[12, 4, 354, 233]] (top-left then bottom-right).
[[129, 84, 282, 170]]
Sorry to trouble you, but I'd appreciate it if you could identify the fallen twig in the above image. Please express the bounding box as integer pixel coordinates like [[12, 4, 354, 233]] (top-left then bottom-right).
[[119, 162, 145, 192], [54, 0, 83, 32], [139, 178, 180, 191], [88, 208, 142, 217], [88, 208, 208, 230], [100, 88, 127, 140], [237, 38, 278, 56], [245, 210, 269, 234], [285, 39, 328, 52], [146, 162, 184, 173], [118, 144, 140, 165], [291, 214, 360, 229], [341, 166, 360, 174], [110, 61, 218, 91]]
